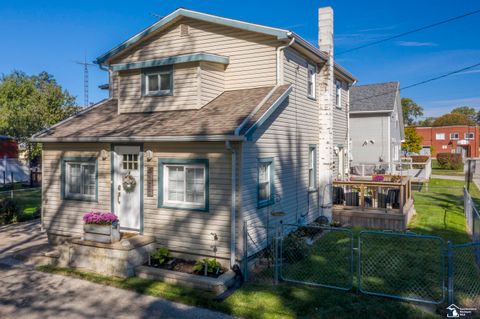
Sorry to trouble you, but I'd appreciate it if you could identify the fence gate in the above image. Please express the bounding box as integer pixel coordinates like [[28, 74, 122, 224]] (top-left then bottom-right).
[[449, 242, 480, 307], [279, 224, 354, 291], [358, 231, 445, 304]]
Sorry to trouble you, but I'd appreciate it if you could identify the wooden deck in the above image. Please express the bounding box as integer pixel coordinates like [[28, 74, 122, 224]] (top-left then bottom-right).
[[332, 177, 415, 231]]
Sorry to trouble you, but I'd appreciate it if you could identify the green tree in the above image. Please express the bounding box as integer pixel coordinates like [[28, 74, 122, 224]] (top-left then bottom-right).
[[0, 71, 80, 161], [402, 126, 423, 154], [417, 117, 436, 127], [432, 112, 474, 127], [451, 106, 479, 124], [401, 97, 424, 125]]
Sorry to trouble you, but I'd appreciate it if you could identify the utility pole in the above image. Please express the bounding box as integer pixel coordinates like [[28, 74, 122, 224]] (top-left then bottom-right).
[[75, 51, 95, 107]]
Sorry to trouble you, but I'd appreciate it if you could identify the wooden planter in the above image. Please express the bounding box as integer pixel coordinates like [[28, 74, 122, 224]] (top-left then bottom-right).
[[84, 223, 121, 244]]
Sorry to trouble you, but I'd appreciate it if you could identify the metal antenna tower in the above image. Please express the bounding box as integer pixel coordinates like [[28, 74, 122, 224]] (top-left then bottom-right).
[[75, 51, 95, 107]]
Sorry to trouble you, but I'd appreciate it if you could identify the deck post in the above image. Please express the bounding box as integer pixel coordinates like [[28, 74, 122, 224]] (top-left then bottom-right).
[[360, 184, 365, 210]]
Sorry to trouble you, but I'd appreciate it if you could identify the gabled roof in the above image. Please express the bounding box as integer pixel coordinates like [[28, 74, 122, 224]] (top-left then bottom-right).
[[350, 82, 400, 113], [94, 8, 356, 82], [31, 85, 292, 143], [96, 8, 291, 64]]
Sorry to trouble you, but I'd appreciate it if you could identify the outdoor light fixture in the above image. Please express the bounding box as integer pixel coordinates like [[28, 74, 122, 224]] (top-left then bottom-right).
[[145, 150, 153, 161]]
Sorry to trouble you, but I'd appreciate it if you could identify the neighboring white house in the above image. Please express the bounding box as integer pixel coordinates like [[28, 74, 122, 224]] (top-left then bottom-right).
[[349, 82, 404, 175]]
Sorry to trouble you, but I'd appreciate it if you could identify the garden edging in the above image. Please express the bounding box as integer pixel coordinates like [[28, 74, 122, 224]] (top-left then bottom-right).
[[135, 265, 236, 294]]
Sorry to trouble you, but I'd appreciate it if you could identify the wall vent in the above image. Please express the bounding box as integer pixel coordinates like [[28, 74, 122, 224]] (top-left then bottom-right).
[[180, 24, 189, 37]]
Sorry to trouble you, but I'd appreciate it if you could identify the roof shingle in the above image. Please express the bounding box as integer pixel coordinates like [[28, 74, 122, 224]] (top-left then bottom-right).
[[350, 82, 399, 112], [34, 85, 291, 141]]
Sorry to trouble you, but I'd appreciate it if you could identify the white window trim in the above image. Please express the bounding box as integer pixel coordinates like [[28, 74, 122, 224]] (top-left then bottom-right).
[[465, 133, 475, 140], [163, 163, 206, 210], [65, 161, 96, 201], [335, 80, 343, 109], [436, 133, 445, 140], [307, 64, 316, 99], [450, 133, 459, 140]]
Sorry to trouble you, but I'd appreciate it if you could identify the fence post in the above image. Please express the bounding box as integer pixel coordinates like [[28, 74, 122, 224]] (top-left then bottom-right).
[[447, 241, 454, 305], [357, 232, 362, 294], [243, 220, 248, 282], [274, 223, 280, 285]]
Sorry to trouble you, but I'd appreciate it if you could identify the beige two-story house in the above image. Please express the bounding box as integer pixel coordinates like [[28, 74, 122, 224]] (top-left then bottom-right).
[[32, 8, 355, 268]]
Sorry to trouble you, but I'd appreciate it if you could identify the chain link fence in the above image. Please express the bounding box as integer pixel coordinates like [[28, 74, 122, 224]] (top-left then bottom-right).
[[449, 242, 480, 307], [243, 223, 276, 284], [279, 223, 353, 290], [464, 187, 480, 242], [358, 231, 445, 304]]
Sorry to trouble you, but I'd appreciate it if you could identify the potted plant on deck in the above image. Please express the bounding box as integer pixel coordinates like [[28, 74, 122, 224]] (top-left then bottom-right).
[[83, 212, 121, 244]]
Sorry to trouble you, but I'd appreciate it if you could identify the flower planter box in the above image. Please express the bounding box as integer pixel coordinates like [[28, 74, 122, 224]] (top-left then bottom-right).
[[83, 223, 120, 244], [135, 265, 236, 294]]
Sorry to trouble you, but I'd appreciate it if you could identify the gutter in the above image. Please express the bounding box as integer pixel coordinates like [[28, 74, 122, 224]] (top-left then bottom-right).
[[225, 140, 237, 269], [276, 37, 295, 85]]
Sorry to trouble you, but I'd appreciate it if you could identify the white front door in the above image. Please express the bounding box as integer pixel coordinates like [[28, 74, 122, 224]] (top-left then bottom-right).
[[114, 145, 142, 232]]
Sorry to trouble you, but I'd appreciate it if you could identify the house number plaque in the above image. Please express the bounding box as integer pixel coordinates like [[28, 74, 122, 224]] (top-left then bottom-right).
[[147, 167, 154, 197]]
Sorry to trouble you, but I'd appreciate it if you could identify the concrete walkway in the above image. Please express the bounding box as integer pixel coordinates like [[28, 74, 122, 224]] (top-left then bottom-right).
[[0, 221, 234, 319], [431, 174, 464, 181]]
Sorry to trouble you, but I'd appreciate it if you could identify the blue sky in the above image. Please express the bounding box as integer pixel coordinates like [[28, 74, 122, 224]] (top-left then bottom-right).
[[1, 0, 479, 117]]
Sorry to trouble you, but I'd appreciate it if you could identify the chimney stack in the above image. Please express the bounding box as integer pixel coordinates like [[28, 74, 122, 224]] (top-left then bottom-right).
[[318, 7, 334, 55]]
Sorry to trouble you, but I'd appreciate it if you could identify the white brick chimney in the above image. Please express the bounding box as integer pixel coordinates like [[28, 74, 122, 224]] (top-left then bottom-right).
[[317, 7, 335, 219]]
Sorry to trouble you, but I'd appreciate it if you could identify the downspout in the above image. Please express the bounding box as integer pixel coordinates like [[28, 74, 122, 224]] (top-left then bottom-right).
[[225, 140, 237, 268], [276, 36, 295, 85], [346, 80, 356, 179]]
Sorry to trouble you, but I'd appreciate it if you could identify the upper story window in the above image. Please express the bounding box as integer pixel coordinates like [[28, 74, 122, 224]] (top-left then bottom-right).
[[450, 132, 459, 140], [335, 80, 342, 108], [307, 64, 316, 99], [258, 158, 274, 208], [62, 157, 97, 202], [436, 133, 445, 140], [159, 159, 209, 211], [142, 66, 173, 96], [465, 132, 475, 140]]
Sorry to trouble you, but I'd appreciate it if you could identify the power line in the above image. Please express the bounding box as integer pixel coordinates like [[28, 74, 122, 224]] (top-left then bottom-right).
[[337, 9, 480, 55], [352, 62, 480, 103]]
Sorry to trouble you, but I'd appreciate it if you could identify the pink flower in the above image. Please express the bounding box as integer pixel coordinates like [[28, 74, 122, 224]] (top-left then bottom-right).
[[83, 212, 118, 225]]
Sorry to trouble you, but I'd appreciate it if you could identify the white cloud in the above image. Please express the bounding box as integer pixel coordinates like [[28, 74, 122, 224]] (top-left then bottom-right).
[[397, 41, 438, 47]]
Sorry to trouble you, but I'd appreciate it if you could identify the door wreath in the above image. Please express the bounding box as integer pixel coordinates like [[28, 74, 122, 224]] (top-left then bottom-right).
[[122, 172, 137, 193]]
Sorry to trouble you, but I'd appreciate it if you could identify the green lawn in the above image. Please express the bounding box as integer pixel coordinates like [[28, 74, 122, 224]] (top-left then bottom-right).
[[37, 178, 480, 319], [0, 188, 41, 221], [431, 159, 464, 177]]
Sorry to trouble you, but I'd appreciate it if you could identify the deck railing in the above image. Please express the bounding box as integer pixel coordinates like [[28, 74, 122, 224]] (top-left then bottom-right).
[[333, 177, 412, 214]]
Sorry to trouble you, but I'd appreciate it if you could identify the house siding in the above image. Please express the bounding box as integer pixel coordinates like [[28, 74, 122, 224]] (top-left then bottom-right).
[[118, 62, 201, 113], [41, 143, 111, 237], [200, 61, 225, 105], [350, 114, 390, 164], [240, 48, 321, 252], [111, 17, 278, 92], [143, 142, 237, 262], [41, 142, 240, 264]]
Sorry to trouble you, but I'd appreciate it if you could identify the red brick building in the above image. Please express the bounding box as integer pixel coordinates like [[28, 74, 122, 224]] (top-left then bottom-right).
[[415, 125, 480, 158], [0, 135, 19, 158]]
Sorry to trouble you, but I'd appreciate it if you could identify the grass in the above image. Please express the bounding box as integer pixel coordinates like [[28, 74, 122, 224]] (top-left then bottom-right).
[[38, 265, 439, 319], [431, 159, 464, 177], [0, 188, 41, 221]]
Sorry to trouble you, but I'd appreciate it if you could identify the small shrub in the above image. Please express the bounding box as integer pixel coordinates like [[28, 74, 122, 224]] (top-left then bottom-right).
[[193, 258, 222, 274], [436, 153, 463, 170], [0, 198, 22, 224], [151, 247, 170, 265], [283, 234, 309, 263]]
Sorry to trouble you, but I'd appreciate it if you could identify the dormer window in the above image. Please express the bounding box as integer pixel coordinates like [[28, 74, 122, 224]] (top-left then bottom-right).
[[142, 66, 173, 96]]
